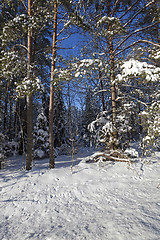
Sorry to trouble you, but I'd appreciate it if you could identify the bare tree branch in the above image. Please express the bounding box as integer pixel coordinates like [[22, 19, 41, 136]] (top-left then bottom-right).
[[57, 33, 72, 42], [112, 0, 121, 16], [57, 26, 69, 37], [115, 39, 160, 56], [119, 0, 140, 19], [31, 0, 38, 8], [13, 44, 29, 53], [123, 0, 156, 28], [113, 21, 159, 54], [57, 13, 68, 26], [19, 0, 28, 13], [138, 40, 160, 48]]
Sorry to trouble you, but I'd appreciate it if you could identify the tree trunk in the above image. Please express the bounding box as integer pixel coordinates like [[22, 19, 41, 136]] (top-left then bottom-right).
[[99, 70, 105, 111], [9, 100, 12, 140], [49, 0, 58, 169], [26, 0, 33, 170], [110, 52, 116, 126], [109, 45, 118, 149], [3, 93, 8, 133], [3, 81, 10, 133], [107, 0, 118, 149]]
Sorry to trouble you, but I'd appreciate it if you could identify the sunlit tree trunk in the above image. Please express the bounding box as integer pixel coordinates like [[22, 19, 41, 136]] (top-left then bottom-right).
[[26, 0, 33, 170], [107, 0, 118, 149], [49, 0, 58, 168]]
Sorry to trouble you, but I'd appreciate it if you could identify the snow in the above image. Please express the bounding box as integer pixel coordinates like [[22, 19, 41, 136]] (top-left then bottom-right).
[[117, 58, 160, 82], [75, 71, 81, 78], [97, 16, 115, 26], [35, 149, 45, 159], [0, 148, 160, 240], [124, 148, 139, 158]]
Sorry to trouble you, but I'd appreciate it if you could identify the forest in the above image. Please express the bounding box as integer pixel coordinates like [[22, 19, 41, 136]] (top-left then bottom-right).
[[0, 0, 160, 169], [0, 1, 160, 240]]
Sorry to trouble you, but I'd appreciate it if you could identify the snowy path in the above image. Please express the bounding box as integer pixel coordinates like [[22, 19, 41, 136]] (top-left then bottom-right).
[[0, 149, 160, 240]]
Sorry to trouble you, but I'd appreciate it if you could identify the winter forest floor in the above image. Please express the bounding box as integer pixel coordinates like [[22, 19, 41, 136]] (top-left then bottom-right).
[[0, 147, 160, 240]]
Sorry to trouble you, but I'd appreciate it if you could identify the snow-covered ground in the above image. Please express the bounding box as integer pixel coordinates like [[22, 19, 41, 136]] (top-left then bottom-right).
[[0, 148, 160, 240]]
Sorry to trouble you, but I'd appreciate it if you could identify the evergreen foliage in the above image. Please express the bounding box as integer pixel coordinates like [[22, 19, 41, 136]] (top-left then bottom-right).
[[0, 0, 159, 165], [34, 110, 49, 159]]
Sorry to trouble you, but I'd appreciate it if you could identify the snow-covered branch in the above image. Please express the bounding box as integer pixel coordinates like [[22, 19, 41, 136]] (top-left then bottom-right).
[[13, 44, 29, 53], [116, 96, 149, 107]]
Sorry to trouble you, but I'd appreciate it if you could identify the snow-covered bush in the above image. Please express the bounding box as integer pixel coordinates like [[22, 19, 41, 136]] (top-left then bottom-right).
[[88, 111, 117, 149], [88, 108, 134, 150], [82, 89, 100, 147], [124, 148, 139, 158], [34, 110, 49, 159], [141, 101, 160, 154], [116, 99, 141, 148], [4, 140, 18, 157], [0, 133, 18, 158]]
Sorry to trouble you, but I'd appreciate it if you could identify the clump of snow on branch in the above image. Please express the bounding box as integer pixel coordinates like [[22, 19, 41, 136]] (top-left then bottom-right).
[[97, 16, 124, 36], [124, 148, 139, 158], [117, 58, 160, 82], [2, 14, 28, 45], [149, 48, 160, 61], [73, 59, 103, 78], [97, 16, 116, 26], [1, 50, 26, 80], [57, 58, 103, 82], [16, 77, 43, 98]]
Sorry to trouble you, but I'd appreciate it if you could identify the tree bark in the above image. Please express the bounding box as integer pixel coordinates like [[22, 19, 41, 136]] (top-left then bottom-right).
[[3, 93, 8, 133], [99, 70, 106, 111], [107, 1, 118, 149], [49, 0, 58, 169], [9, 100, 12, 139], [26, 0, 33, 170]]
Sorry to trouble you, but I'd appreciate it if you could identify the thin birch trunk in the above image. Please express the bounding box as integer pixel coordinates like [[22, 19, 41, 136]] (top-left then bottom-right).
[[49, 0, 58, 168]]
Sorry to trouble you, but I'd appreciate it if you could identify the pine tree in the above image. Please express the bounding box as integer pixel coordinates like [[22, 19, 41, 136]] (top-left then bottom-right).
[[34, 110, 49, 159], [76, 0, 159, 151]]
